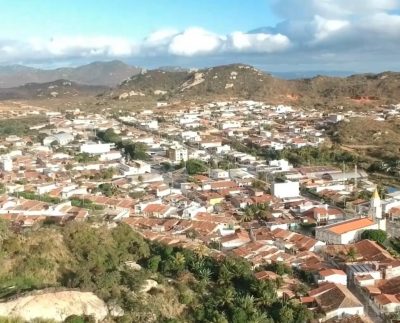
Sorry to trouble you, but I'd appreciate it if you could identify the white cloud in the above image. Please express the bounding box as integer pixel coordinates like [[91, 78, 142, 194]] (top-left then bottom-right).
[[167, 27, 224, 56], [228, 32, 290, 53], [1, 0, 400, 71], [312, 16, 350, 42], [144, 28, 179, 47]]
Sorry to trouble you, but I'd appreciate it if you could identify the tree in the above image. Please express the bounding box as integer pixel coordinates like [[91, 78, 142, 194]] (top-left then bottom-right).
[[146, 255, 161, 272], [347, 246, 358, 262], [361, 229, 388, 244], [278, 305, 294, 323], [0, 218, 11, 247], [185, 159, 208, 175]]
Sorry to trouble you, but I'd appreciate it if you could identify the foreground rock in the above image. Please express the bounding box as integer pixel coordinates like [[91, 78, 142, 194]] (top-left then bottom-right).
[[0, 290, 109, 322]]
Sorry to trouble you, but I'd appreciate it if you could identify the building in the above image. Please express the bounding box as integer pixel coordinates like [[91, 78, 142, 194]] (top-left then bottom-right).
[[167, 146, 188, 163], [0, 156, 12, 172], [118, 161, 151, 176], [316, 269, 347, 286], [303, 283, 364, 320], [80, 142, 113, 154], [43, 133, 74, 146], [315, 217, 378, 244], [369, 188, 386, 231], [271, 181, 299, 199]]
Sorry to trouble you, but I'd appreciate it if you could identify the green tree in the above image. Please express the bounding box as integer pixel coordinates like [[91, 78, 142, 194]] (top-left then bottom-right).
[[185, 159, 208, 175], [361, 229, 388, 244], [279, 305, 294, 323], [146, 255, 161, 272], [347, 246, 358, 262]]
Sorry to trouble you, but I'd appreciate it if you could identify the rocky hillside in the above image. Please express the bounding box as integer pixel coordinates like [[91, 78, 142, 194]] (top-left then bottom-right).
[[109, 64, 400, 106], [0, 79, 108, 100], [111, 64, 294, 103], [0, 290, 109, 322], [0, 60, 141, 88]]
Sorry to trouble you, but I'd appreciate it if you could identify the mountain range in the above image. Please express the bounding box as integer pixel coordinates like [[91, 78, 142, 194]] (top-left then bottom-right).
[[0, 62, 400, 107], [0, 60, 141, 88]]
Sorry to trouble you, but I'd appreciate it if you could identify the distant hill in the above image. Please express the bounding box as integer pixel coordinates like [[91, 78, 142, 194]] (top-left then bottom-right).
[[1, 62, 400, 108], [0, 79, 108, 100], [110, 64, 400, 106], [0, 60, 141, 88]]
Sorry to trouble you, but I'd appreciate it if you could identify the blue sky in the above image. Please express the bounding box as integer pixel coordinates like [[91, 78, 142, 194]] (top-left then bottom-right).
[[0, 0, 279, 39], [1, 0, 400, 72]]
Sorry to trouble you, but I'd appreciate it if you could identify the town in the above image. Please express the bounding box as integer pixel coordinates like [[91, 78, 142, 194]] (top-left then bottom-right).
[[2, 100, 400, 322]]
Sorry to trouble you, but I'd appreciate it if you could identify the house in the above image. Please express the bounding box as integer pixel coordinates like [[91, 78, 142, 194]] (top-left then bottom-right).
[[142, 204, 173, 218], [315, 217, 378, 244], [167, 146, 188, 163], [118, 161, 151, 176], [220, 229, 251, 249], [303, 283, 364, 321], [317, 269, 347, 285], [271, 181, 299, 199], [374, 294, 400, 314], [43, 133, 74, 146], [210, 169, 229, 179], [80, 142, 113, 154]]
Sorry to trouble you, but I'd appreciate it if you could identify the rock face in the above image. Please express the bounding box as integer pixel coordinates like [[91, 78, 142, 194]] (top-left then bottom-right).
[[0, 290, 109, 322]]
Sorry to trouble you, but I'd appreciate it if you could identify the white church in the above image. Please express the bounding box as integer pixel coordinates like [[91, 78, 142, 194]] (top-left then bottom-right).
[[316, 188, 386, 244]]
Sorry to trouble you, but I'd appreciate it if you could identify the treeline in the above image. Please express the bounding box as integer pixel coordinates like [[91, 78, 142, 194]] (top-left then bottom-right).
[[0, 222, 314, 322], [266, 146, 357, 167], [0, 116, 48, 138], [97, 128, 148, 161]]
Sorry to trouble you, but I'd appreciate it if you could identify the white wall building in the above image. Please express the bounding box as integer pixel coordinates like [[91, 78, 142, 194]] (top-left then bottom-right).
[[43, 133, 74, 146], [271, 181, 299, 199], [168, 146, 188, 163], [80, 142, 113, 154], [315, 217, 379, 244], [119, 161, 151, 176]]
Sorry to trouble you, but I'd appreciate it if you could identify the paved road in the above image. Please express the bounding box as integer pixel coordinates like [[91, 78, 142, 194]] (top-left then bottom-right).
[[348, 283, 383, 323]]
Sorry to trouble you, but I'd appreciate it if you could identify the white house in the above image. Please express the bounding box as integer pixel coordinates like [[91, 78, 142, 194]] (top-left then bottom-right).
[[210, 169, 229, 179], [317, 269, 347, 286], [119, 161, 151, 176], [315, 217, 378, 244], [167, 146, 188, 163], [80, 142, 113, 154], [43, 133, 74, 146], [271, 181, 299, 199], [306, 283, 364, 321]]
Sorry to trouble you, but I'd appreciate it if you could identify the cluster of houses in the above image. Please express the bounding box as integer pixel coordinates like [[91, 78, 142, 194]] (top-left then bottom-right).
[[1, 101, 400, 321]]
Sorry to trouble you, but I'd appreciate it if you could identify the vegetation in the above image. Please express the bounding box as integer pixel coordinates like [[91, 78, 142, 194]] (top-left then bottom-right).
[[16, 191, 61, 204], [185, 159, 208, 175], [0, 222, 314, 322], [240, 203, 271, 222], [0, 116, 47, 138], [361, 229, 388, 244], [74, 153, 99, 163], [97, 128, 148, 161], [69, 198, 104, 210], [95, 183, 118, 197], [270, 146, 357, 168]]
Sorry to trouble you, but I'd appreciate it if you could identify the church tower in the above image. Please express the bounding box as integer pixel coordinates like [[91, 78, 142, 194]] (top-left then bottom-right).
[[369, 188, 386, 230]]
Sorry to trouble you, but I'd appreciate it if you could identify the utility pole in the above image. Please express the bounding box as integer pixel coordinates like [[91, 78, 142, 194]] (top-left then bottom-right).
[[354, 163, 358, 190]]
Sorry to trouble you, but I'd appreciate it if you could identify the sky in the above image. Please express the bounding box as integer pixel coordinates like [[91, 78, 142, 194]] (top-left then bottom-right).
[[1, 0, 400, 72]]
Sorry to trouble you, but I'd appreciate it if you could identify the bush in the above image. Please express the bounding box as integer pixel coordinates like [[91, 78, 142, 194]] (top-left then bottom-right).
[[361, 229, 388, 244]]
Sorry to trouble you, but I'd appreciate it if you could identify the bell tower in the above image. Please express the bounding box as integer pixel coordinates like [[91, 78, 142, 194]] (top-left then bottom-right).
[[369, 188, 386, 230]]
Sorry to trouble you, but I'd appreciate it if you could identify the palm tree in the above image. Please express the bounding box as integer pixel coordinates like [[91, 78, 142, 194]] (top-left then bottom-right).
[[249, 312, 274, 323], [217, 264, 233, 286], [194, 244, 209, 259], [173, 252, 186, 269], [216, 287, 235, 308], [237, 294, 256, 315], [198, 267, 212, 283], [346, 246, 358, 262]]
